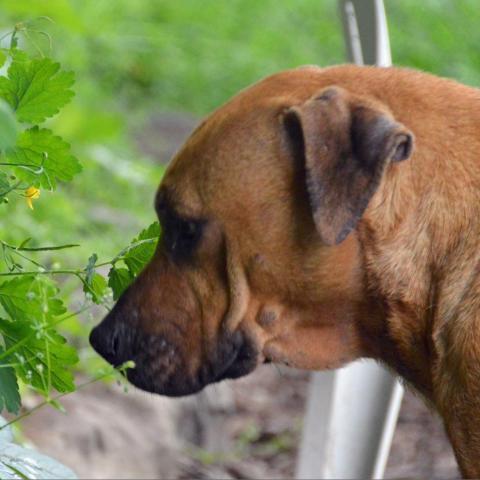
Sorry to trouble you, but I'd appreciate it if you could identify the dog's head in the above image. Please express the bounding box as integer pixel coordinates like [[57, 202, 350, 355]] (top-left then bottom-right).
[[90, 67, 413, 396]]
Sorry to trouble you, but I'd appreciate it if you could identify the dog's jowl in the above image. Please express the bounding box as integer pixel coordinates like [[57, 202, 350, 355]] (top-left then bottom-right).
[[90, 65, 480, 477]]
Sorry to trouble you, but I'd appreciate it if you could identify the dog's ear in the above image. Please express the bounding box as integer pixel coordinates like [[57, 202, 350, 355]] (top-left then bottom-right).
[[283, 86, 414, 245]]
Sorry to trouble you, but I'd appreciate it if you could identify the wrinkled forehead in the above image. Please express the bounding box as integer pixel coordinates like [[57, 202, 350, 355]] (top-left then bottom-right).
[[158, 106, 278, 215], [156, 68, 328, 215]]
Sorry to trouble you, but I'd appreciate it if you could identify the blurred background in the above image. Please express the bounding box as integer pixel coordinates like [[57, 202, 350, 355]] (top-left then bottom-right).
[[1, 0, 478, 478]]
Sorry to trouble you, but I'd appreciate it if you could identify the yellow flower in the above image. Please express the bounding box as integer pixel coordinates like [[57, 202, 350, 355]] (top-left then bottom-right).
[[25, 186, 40, 210]]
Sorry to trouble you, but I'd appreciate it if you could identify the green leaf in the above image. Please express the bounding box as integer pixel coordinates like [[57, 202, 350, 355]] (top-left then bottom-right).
[[84, 253, 97, 285], [83, 253, 107, 304], [0, 51, 6, 69], [108, 267, 133, 300], [0, 100, 17, 151], [0, 276, 66, 323], [5, 127, 81, 189], [124, 222, 160, 277], [0, 170, 9, 202], [0, 317, 78, 395], [0, 172, 10, 197], [0, 55, 74, 124], [83, 272, 107, 305], [0, 351, 20, 414]]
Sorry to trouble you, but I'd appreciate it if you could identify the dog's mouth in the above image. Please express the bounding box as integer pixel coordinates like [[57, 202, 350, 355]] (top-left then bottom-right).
[[114, 329, 259, 397], [212, 331, 259, 382]]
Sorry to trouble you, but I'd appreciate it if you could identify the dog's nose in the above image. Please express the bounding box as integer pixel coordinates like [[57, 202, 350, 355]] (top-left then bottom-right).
[[89, 319, 136, 366]]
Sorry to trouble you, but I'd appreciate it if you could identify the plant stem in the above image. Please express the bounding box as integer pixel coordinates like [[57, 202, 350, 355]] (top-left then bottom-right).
[[0, 180, 23, 197], [0, 162, 41, 168], [96, 238, 157, 267], [6, 247, 47, 270], [0, 336, 31, 363], [0, 269, 80, 277], [1, 241, 79, 252]]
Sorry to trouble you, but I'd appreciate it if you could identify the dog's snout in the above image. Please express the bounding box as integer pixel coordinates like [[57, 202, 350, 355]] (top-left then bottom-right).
[[89, 319, 136, 367]]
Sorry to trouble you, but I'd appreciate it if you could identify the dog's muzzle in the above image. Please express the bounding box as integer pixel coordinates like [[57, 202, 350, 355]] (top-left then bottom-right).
[[89, 311, 258, 396]]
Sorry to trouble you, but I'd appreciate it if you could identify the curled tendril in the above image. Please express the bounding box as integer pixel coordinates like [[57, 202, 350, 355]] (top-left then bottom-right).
[[0, 16, 55, 55]]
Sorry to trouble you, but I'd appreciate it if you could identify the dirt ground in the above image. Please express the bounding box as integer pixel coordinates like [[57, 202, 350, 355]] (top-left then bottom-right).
[[18, 112, 460, 479], [21, 365, 458, 479]]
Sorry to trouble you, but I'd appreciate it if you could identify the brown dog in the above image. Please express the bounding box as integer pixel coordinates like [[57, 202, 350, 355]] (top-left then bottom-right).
[[90, 65, 480, 477]]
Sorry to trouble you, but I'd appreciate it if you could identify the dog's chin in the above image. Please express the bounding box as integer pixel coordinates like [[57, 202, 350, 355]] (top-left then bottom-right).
[[125, 368, 205, 397], [125, 331, 259, 397], [212, 336, 259, 382]]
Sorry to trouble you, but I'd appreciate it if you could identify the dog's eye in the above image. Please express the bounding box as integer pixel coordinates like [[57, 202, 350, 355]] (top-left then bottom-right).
[[178, 221, 200, 248], [164, 217, 203, 261]]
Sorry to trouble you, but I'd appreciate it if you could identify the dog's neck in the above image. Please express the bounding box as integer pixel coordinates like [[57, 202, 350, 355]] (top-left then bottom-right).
[[356, 156, 480, 400]]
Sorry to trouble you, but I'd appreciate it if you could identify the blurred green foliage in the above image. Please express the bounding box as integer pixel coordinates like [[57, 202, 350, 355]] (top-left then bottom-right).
[[3, 0, 479, 118]]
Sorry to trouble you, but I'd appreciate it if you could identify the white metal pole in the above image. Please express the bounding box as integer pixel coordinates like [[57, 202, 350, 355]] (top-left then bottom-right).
[[295, 2, 403, 478]]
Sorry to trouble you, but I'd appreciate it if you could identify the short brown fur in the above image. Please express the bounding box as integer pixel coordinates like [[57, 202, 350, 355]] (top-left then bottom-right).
[[93, 65, 480, 477]]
